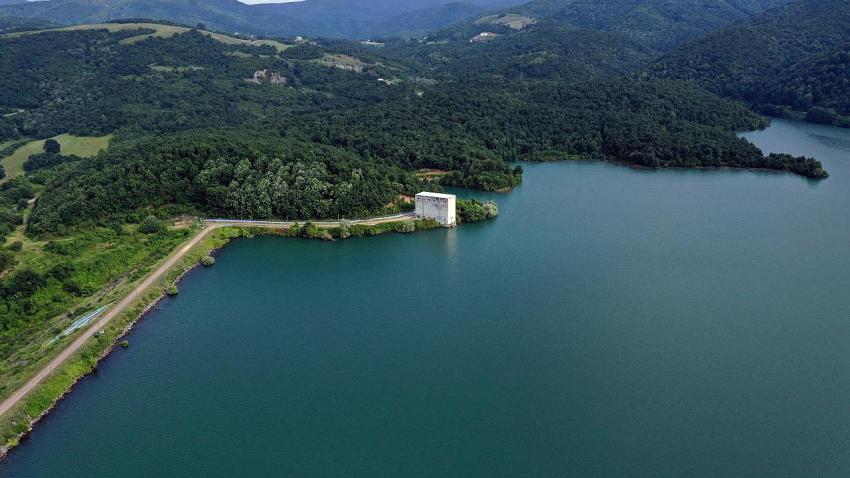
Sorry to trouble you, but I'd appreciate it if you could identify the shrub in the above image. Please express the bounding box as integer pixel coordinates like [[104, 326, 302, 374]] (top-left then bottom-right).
[[483, 201, 499, 219], [140, 216, 163, 234], [165, 284, 179, 296], [49, 263, 74, 280], [0, 250, 15, 272], [302, 221, 320, 238], [45, 240, 75, 255], [62, 280, 83, 296], [338, 219, 352, 239], [414, 219, 440, 230], [201, 255, 216, 267], [457, 199, 499, 223], [284, 223, 301, 237], [400, 220, 416, 233], [6, 269, 45, 297], [281, 44, 325, 60], [8, 241, 22, 252]]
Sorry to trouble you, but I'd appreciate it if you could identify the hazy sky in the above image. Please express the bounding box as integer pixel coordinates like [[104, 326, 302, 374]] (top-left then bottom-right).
[[239, 0, 304, 4]]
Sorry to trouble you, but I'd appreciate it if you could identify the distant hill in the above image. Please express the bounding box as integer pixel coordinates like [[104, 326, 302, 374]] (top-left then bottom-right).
[[0, 0, 260, 33], [390, 25, 656, 83], [251, 0, 524, 38], [0, 16, 55, 34], [380, 0, 791, 85], [366, 2, 491, 39], [437, 0, 791, 52], [0, 0, 526, 39], [647, 0, 850, 125]]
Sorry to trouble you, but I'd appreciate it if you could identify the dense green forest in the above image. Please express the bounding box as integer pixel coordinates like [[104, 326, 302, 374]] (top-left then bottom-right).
[[647, 0, 850, 126], [27, 130, 427, 233], [0, 22, 829, 241], [430, 0, 788, 52]]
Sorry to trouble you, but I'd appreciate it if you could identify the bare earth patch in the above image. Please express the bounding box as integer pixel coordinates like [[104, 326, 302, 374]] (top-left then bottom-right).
[[474, 13, 538, 30], [416, 169, 450, 180], [314, 53, 368, 73]]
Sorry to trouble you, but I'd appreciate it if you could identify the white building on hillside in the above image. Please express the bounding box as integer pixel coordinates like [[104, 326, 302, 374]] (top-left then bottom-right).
[[415, 192, 457, 227]]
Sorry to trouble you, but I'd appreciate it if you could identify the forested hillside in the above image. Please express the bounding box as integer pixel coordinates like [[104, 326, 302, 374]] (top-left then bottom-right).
[[434, 0, 789, 52], [386, 26, 656, 82], [0, 0, 792, 43], [374, 2, 491, 39], [27, 130, 427, 233], [0, 22, 827, 235], [0, 0, 260, 34], [0, 16, 52, 33], [647, 0, 850, 126], [0, 23, 826, 237]]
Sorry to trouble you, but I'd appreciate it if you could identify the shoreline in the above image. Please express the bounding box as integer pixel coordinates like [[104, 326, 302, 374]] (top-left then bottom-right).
[[0, 237, 215, 460], [0, 216, 449, 460], [0, 223, 224, 459]]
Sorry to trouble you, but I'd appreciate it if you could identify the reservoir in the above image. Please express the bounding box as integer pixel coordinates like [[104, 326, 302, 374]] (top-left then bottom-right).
[[2, 119, 849, 476]]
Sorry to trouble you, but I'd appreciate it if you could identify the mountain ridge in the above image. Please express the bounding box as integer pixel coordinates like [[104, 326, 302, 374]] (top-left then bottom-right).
[[0, 0, 526, 39]]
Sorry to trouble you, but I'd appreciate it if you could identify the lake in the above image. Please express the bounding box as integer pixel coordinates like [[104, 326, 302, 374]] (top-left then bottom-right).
[[2, 118, 849, 477]]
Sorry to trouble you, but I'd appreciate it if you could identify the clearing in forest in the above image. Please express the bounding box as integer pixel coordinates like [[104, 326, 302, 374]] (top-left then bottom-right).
[[1, 134, 112, 183], [314, 53, 368, 72], [474, 14, 538, 30]]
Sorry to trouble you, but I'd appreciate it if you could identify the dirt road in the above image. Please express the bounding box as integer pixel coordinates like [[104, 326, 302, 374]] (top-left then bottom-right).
[[0, 223, 220, 419]]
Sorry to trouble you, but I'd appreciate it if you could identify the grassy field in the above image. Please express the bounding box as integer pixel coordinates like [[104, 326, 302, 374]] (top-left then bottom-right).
[[244, 38, 291, 53], [315, 53, 368, 72], [150, 65, 204, 72], [1, 22, 290, 52], [2, 22, 185, 42], [474, 13, 538, 30], [0, 134, 112, 184]]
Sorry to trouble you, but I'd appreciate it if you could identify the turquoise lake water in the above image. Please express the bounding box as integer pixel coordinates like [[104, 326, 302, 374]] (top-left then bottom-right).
[[2, 119, 849, 476]]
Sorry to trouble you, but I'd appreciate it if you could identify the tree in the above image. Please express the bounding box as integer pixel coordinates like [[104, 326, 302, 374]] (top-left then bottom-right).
[[6, 268, 45, 297], [139, 216, 163, 234], [43, 138, 60, 154]]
